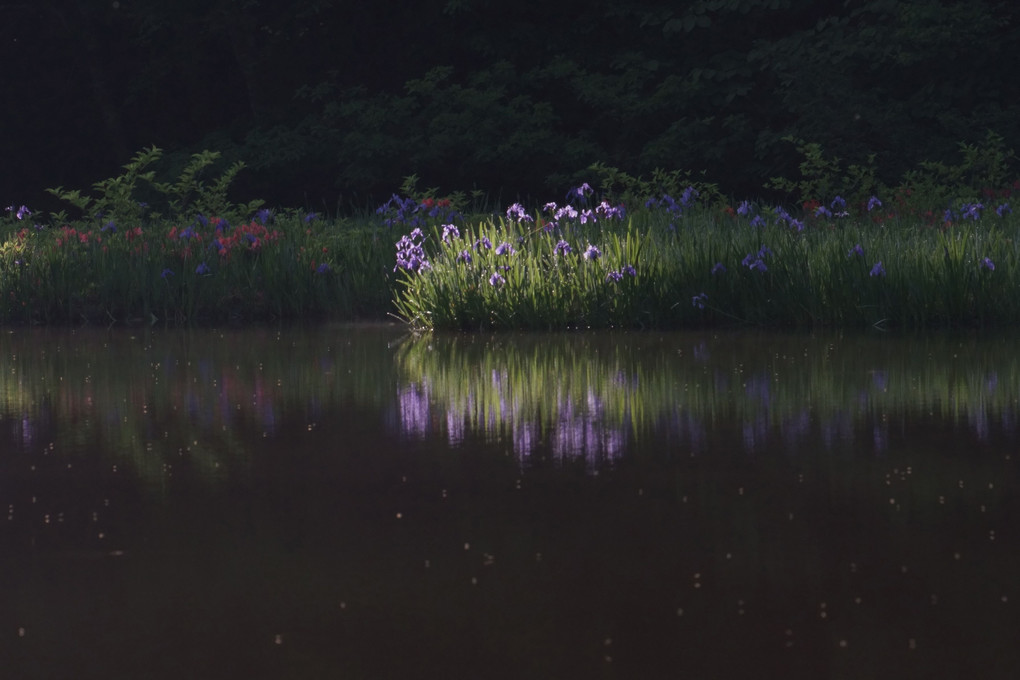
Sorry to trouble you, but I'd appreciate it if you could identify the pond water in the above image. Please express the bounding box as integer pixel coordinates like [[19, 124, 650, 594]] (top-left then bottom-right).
[[0, 325, 1017, 679]]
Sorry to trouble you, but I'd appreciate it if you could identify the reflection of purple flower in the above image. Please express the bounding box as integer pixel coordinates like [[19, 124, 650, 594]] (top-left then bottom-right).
[[871, 370, 887, 391], [398, 382, 431, 439]]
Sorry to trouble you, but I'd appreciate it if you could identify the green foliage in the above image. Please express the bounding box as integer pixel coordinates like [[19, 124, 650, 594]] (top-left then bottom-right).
[[766, 137, 884, 207], [47, 146, 162, 224], [899, 131, 1018, 210], [46, 146, 264, 226], [587, 162, 725, 208]]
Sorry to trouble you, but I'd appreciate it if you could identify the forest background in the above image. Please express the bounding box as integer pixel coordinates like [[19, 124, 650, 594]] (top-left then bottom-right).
[[3, 0, 1018, 213]]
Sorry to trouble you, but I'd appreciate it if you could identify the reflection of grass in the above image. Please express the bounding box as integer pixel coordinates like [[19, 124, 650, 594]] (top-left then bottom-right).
[[395, 329, 1020, 457], [0, 325, 406, 483]]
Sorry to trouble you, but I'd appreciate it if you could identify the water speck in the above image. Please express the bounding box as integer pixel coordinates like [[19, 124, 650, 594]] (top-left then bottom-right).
[[274, 634, 283, 645], [18, 627, 25, 637], [908, 638, 916, 650], [838, 639, 848, 648], [464, 542, 470, 551], [677, 608, 684, 617], [395, 512, 403, 519], [340, 601, 347, 609]]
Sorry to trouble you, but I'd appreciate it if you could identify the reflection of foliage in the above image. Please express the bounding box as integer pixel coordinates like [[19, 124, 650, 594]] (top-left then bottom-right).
[[0, 326, 406, 484], [395, 330, 1020, 464]]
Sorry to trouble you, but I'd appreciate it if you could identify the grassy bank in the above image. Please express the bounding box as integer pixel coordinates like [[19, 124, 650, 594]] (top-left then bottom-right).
[[392, 192, 1020, 331], [2, 146, 1019, 330]]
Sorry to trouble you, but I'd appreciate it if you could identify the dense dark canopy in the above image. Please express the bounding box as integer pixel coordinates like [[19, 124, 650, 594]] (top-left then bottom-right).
[[3, 0, 1018, 211]]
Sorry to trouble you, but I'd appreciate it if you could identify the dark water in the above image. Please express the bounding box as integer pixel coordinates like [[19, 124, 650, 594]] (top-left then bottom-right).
[[0, 325, 1017, 679]]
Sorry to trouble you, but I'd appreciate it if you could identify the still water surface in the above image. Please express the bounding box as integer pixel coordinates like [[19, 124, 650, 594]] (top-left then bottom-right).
[[0, 325, 1017, 679]]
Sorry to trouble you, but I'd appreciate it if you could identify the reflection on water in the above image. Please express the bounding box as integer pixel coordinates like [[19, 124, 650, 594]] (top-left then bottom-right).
[[395, 331, 1019, 464], [1, 326, 1018, 679]]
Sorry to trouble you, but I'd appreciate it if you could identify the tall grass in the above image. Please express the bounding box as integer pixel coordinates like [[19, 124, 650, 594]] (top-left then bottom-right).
[[392, 199, 1020, 331], [2, 144, 1019, 328], [0, 212, 395, 324]]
